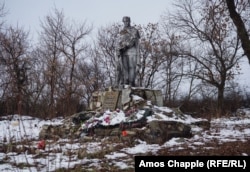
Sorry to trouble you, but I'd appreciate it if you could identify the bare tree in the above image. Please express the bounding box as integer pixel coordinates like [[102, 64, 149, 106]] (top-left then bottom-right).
[[0, 2, 7, 30], [226, 0, 250, 64], [24, 48, 49, 117], [155, 27, 186, 105], [93, 23, 120, 87], [39, 9, 64, 117], [168, 0, 243, 115], [57, 18, 92, 115], [0, 26, 30, 115], [75, 54, 106, 107], [60, 19, 91, 93], [38, 8, 93, 117], [159, 17, 200, 106], [137, 23, 165, 88]]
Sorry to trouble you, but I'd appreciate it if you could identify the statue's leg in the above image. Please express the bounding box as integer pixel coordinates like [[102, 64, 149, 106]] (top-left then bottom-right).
[[119, 59, 125, 86], [128, 53, 137, 86], [115, 63, 121, 87], [122, 54, 129, 85]]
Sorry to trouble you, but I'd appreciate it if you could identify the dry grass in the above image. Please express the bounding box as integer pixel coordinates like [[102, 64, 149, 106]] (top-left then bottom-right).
[[157, 140, 250, 156]]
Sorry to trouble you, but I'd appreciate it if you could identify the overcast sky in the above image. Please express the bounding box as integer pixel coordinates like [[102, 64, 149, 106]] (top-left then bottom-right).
[[2, 0, 250, 88], [3, 0, 174, 39]]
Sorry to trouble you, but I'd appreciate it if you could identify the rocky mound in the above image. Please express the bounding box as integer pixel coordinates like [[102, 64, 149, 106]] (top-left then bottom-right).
[[39, 105, 210, 144]]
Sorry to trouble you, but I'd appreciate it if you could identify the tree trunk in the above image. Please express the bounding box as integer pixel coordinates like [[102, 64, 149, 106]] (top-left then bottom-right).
[[226, 0, 250, 64], [217, 86, 225, 116]]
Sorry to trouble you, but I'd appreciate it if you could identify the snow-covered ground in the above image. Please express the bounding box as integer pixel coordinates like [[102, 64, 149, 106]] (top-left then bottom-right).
[[0, 108, 250, 171]]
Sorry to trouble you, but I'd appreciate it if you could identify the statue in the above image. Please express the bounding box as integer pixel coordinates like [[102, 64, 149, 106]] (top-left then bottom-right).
[[115, 16, 140, 87]]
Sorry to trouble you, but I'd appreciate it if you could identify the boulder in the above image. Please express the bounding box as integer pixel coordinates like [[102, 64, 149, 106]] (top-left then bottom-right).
[[70, 111, 96, 125], [139, 121, 192, 145], [39, 123, 81, 139]]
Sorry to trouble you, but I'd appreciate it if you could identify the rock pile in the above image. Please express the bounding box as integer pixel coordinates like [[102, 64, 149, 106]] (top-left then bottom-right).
[[39, 87, 210, 144]]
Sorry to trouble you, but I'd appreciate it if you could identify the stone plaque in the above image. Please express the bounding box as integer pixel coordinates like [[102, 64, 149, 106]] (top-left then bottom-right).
[[153, 90, 163, 106], [102, 91, 120, 111], [121, 87, 131, 105], [145, 89, 163, 106]]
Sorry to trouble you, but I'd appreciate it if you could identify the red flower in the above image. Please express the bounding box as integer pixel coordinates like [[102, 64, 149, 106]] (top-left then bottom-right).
[[37, 140, 46, 150], [122, 130, 128, 136], [104, 116, 110, 124]]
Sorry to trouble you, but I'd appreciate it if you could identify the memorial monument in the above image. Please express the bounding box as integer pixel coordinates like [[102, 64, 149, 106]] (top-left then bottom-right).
[[89, 16, 163, 111], [115, 16, 140, 87]]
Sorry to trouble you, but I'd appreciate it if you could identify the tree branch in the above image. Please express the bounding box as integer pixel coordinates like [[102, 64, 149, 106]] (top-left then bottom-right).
[[226, 0, 250, 64]]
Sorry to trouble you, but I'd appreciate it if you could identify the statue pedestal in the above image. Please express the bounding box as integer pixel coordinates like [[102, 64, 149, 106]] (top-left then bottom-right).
[[89, 86, 163, 111]]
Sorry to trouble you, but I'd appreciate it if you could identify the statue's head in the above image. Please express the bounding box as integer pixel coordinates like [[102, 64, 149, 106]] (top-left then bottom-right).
[[122, 16, 131, 24]]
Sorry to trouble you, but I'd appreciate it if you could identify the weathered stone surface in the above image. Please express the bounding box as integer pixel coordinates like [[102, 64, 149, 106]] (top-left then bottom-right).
[[121, 87, 132, 107], [145, 90, 163, 107], [70, 111, 96, 125], [102, 90, 120, 111], [39, 105, 212, 145], [39, 124, 62, 139], [39, 123, 82, 139], [91, 120, 192, 145], [89, 87, 163, 111], [191, 120, 210, 131], [89, 91, 105, 110], [39, 111, 97, 139], [141, 121, 192, 145]]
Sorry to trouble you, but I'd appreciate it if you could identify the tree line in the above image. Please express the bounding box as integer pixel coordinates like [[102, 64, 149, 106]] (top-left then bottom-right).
[[0, 0, 249, 118]]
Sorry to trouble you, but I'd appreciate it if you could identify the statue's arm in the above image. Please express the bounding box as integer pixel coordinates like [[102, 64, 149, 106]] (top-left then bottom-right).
[[126, 29, 140, 48], [117, 28, 140, 52]]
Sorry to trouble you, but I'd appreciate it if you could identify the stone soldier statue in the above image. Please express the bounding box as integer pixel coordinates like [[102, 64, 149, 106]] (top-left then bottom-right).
[[115, 16, 140, 87]]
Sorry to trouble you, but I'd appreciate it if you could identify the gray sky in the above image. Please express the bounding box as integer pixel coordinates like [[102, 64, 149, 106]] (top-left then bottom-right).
[[3, 0, 174, 40]]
